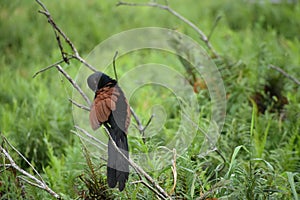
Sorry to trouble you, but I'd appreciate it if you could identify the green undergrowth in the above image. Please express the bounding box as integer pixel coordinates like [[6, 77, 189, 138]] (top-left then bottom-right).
[[0, 0, 299, 199]]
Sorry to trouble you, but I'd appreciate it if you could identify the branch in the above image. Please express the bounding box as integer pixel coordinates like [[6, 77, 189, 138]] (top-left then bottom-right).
[[130, 107, 154, 141], [56, 65, 91, 106], [112, 51, 119, 82], [207, 15, 222, 42], [74, 125, 107, 148], [0, 136, 60, 199], [103, 126, 171, 199], [2, 136, 45, 184], [32, 59, 65, 78], [69, 98, 90, 111], [214, 148, 226, 173], [132, 179, 166, 199], [269, 64, 300, 86], [34, 0, 97, 74], [117, 1, 220, 58]]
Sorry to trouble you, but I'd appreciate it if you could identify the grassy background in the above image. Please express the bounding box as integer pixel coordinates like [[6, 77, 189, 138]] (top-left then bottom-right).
[[0, 0, 299, 199]]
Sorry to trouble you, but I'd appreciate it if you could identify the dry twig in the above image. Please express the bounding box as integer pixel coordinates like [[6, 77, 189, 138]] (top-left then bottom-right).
[[56, 65, 91, 106], [130, 107, 154, 140], [269, 64, 300, 86], [34, 0, 97, 77], [68, 98, 90, 111], [0, 135, 60, 199], [74, 126, 107, 149], [103, 126, 171, 199], [117, 1, 220, 58]]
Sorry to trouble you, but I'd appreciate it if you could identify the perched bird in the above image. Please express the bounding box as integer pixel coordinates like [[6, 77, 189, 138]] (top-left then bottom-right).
[[87, 71, 131, 191]]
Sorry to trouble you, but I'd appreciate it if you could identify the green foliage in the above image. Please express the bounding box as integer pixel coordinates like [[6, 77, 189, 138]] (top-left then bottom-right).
[[0, 0, 299, 199]]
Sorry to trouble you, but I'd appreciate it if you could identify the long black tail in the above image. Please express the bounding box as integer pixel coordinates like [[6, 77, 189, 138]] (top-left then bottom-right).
[[107, 127, 129, 191]]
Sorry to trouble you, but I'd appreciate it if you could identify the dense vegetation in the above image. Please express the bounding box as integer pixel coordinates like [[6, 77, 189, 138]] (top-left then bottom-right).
[[0, 0, 299, 199]]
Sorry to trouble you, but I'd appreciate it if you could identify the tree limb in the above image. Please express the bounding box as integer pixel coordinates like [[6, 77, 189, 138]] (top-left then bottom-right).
[[103, 126, 171, 199], [117, 1, 220, 58], [269, 64, 300, 86], [34, 0, 97, 74], [0, 136, 60, 199], [56, 65, 91, 106]]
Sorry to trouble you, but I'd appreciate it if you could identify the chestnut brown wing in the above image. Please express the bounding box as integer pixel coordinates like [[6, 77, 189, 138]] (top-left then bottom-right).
[[89, 86, 120, 130]]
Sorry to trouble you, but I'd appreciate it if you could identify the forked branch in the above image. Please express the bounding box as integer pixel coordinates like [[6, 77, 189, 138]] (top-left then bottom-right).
[[34, 0, 97, 76]]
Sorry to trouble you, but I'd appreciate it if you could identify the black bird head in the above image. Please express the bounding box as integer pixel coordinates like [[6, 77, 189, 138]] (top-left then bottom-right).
[[87, 71, 115, 92]]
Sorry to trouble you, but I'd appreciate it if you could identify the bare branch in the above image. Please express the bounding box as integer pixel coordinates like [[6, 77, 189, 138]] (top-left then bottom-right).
[[35, 0, 97, 72], [32, 59, 66, 78], [0, 137, 60, 199], [74, 125, 107, 148], [56, 65, 91, 106], [103, 126, 171, 199], [207, 15, 222, 42], [2, 136, 45, 184], [69, 98, 90, 111], [132, 179, 166, 199], [117, 1, 220, 58], [130, 107, 144, 132], [269, 64, 300, 86], [130, 107, 154, 141], [143, 114, 154, 132], [36, 0, 78, 57], [113, 51, 119, 82], [214, 148, 226, 173]]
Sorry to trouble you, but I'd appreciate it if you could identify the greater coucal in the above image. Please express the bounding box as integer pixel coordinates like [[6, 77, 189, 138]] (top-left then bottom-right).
[[87, 71, 130, 191]]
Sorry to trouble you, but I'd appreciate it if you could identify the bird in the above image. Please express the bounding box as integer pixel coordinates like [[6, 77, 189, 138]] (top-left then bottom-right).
[[87, 71, 131, 191]]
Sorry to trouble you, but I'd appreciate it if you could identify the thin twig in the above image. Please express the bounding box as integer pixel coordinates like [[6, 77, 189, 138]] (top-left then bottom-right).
[[56, 65, 91, 106], [117, 1, 219, 58], [130, 107, 154, 139], [36, 0, 78, 57], [214, 148, 226, 173], [2, 136, 45, 184], [113, 51, 119, 82], [103, 126, 171, 199], [142, 114, 154, 142], [131, 180, 166, 199], [269, 64, 300, 86], [69, 98, 90, 111], [32, 59, 66, 78], [143, 114, 154, 132], [0, 140, 60, 199], [70, 130, 107, 161], [207, 15, 222, 42], [74, 125, 107, 148], [35, 0, 97, 72], [130, 107, 144, 132], [169, 148, 177, 195], [0, 164, 12, 167]]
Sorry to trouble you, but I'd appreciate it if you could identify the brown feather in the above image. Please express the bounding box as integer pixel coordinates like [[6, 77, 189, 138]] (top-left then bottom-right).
[[124, 98, 131, 134], [89, 85, 121, 130], [89, 103, 101, 130]]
